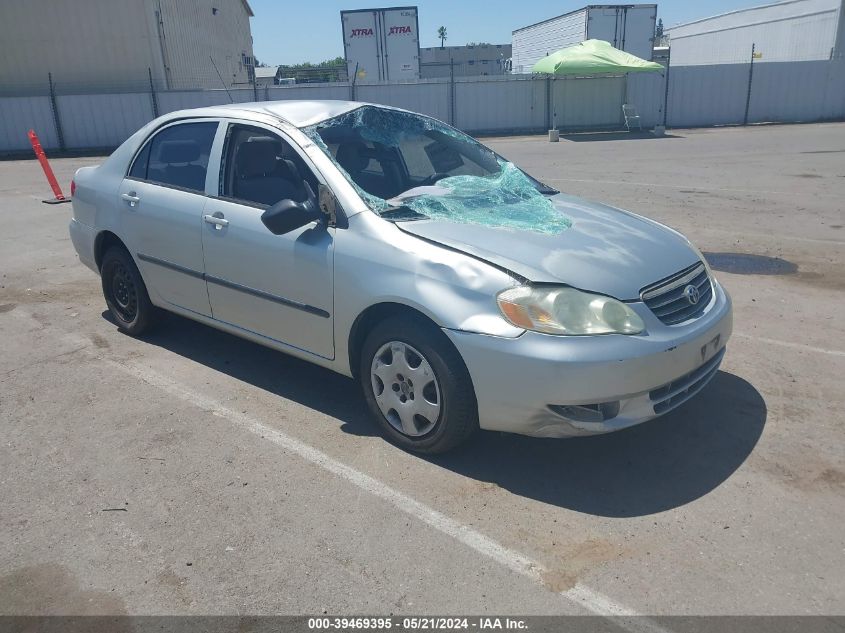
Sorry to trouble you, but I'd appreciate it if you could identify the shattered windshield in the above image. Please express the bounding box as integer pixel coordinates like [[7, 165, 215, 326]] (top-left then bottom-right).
[[302, 106, 570, 234]]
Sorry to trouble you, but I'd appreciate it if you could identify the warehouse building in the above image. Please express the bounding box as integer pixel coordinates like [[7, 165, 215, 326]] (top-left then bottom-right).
[[666, 0, 845, 65], [254, 66, 281, 87], [420, 44, 511, 78], [0, 0, 256, 92], [511, 5, 657, 74]]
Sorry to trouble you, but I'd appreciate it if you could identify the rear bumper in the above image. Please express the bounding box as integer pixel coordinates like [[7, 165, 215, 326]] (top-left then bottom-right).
[[446, 282, 733, 438], [68, 218, 98, 273]]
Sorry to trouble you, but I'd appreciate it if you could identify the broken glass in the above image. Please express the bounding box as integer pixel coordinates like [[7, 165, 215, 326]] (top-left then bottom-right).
[[303, 105, 570, 235]]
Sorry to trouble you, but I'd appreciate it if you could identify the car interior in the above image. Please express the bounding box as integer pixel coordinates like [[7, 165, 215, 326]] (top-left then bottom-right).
[[147, 139, 207, 192], [224, 129, 317, 207], [334, 140, 404, 199]]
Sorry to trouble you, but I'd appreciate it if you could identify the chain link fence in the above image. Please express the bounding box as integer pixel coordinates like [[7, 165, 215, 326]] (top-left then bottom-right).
[[2, 53, 844, 154]]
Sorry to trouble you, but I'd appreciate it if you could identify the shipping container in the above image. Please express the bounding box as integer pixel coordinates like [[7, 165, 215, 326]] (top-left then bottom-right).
[[666, 0, 843, 66], [511, 4, 657, 74], [342, 6, 420, 82]]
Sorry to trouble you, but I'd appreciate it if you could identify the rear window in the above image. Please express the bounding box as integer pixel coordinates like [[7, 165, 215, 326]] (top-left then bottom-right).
[[129, 122, 218, 193]]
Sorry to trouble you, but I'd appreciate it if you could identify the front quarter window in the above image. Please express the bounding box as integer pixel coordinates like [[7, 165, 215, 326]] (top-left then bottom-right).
[[302, 106, 569, 235]]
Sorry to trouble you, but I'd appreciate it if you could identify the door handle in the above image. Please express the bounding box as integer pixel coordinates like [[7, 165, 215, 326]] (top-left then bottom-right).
[[121, 192, 140, 207], [204, 213, 229, 229]]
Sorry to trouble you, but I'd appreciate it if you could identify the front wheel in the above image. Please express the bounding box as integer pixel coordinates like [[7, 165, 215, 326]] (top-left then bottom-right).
[[360, 315, 478, 454], [101, 246, 157, 336]]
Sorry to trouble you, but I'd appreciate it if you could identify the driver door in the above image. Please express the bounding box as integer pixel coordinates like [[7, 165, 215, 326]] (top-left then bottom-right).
[[201, 122, 334, 360]]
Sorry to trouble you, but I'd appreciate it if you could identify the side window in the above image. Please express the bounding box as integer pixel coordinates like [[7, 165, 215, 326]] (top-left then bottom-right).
[[128, 141, 150, 179], [141, 122, 218, 193], [221, 125, 318, 208]]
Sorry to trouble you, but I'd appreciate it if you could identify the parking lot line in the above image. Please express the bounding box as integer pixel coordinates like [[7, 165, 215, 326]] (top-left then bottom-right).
[[734, 333, 845, 358], [48, 323, 670, 632]]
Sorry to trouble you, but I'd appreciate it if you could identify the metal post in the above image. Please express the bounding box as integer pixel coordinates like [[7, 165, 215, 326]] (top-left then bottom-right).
[[350, 62, 359, 101], [47, 73, 65, 152], [545, 76, 551, 130], [449, 58, 456, 126], [662, 47, 671, 127], [252, 70, 259, 102], [622, 73, 629, 128], [148, 67, 159, 118], [744, 43, 756, 125]]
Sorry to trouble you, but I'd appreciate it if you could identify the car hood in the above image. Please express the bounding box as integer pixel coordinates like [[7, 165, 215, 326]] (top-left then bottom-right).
[[396, 193, 700, 300]]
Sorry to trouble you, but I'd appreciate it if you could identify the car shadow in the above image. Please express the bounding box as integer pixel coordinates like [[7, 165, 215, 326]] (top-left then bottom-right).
[[423, 370, 766, 517], [113, 311, 766, 518]]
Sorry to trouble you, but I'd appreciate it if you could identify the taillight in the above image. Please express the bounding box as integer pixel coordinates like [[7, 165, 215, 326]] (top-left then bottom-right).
[[70, 179, 76, 197]]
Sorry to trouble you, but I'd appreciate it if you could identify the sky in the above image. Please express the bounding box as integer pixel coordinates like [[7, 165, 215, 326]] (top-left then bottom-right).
[[249, 0, 773, 65]]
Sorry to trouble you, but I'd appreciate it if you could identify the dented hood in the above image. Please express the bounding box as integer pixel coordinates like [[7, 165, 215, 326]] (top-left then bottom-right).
[[397, 194, 700, 301]]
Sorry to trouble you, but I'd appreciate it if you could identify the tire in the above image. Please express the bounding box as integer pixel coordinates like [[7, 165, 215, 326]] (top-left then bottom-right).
[[360, 314, 478, 454], [100, 246, 158, 336]]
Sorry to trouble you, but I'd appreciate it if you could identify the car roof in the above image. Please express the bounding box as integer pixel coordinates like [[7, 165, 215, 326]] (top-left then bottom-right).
[[174, 100, 375, 128]]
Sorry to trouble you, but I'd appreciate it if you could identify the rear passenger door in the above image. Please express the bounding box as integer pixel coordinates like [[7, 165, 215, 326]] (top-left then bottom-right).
[[201, 122, 335, 360], [119, 120, 220, 316]]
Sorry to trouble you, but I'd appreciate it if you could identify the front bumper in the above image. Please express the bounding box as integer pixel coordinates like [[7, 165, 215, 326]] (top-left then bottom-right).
[[445, 281, 733, 438]]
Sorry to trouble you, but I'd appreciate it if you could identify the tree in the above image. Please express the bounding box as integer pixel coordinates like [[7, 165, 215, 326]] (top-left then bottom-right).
[[656, 18, 664, 39], [278, 56, 347, 83], [437, 26, 447, 49]]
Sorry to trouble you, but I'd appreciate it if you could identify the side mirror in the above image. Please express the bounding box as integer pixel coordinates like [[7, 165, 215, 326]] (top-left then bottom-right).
[[261, 198, 321, 235]]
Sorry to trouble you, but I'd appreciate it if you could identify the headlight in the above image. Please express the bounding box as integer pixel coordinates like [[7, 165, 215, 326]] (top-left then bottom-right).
[[497, 286, 645, 335]]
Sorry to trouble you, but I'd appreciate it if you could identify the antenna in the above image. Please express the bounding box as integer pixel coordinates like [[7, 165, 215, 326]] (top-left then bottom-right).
[[210, 56, 234, 103]]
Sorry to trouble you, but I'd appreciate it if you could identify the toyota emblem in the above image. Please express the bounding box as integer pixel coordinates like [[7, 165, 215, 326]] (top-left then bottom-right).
[[683, 284, 700, 305]]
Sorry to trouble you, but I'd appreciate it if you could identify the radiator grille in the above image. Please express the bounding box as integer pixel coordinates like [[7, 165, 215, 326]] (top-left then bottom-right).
[[641, 262, 712, 325]]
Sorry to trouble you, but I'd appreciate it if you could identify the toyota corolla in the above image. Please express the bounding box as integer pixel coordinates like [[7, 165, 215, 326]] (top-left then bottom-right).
[[68, 100, 732, 453]]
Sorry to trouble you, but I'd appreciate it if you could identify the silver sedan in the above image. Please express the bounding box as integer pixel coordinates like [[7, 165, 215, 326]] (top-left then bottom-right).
[[68, 100, 732, 453]]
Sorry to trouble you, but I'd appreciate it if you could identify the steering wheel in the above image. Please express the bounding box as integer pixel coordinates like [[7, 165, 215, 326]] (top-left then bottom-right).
[[420, 172, 450, 186]]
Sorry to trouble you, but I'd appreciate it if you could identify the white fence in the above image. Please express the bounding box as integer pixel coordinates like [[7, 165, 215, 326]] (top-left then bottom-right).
[[1, 59, 844, 153]]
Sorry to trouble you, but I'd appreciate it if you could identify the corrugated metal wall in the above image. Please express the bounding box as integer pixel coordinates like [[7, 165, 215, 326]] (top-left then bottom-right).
[[0, 0, 161, 93], [358, 80, 451, 122], [667, 0, 841, 65], [0, 97, 57, 152], [57, 94, 154, 148], [0, 0, 254, 93], [157, 0, 255, 89], [454, 76, 546, 132], [552, 76, 627, 129], [511, 11, 587, 73], [665, 64, 750, 126], [1, 60, 844, 153]]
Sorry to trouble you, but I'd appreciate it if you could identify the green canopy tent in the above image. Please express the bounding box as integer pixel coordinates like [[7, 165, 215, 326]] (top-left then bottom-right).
[[532, 39, 665, 137]]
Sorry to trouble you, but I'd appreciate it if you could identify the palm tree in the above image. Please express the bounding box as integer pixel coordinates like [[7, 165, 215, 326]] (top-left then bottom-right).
[[437, 26, 447, 49]]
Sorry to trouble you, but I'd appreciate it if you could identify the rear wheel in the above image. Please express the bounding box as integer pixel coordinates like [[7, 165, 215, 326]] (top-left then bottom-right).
[[100, 246, 157, 335], [360, 315, 478, 453]]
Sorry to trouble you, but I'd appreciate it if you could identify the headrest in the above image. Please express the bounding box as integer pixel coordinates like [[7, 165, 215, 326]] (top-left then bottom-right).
[[277, 158, 301, 182], [236, 138, 279, 178], [335, 142, 369, 174], [158, 140, 200, 164]]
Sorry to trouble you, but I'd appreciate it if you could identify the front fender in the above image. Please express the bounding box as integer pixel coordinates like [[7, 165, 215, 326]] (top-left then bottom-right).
[[332, 212, 524, 375]]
